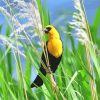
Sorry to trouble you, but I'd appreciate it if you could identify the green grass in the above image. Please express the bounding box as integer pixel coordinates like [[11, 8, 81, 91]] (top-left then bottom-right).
[[0, 0, 100, 100]]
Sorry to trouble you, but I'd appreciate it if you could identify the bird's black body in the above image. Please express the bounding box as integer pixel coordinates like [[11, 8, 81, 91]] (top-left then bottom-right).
[[31, 42, 62, 88]]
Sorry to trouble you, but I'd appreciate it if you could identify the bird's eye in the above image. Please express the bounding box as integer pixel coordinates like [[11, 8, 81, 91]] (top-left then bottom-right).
[[44, 27, 51, 33], [46, 27, 51, 31]]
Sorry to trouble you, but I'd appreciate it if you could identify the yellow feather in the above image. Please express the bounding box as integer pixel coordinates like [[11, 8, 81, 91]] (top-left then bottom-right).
[[47, 39, 62, 58], [47, 25, 63, 58]]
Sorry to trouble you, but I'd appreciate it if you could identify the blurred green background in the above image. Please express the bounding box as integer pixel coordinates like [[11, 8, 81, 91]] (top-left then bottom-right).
[[0, 0, 100, 100]]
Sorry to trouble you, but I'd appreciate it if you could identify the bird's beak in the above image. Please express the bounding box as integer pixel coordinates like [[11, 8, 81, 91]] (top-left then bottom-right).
[[44, 28, 48, 33]]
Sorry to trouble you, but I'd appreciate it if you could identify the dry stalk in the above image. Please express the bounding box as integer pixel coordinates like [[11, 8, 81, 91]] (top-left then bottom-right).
[[85, 45, 98, 100]]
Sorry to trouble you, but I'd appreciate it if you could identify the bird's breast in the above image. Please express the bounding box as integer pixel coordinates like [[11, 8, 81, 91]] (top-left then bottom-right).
[[47, 39, 63, 58]]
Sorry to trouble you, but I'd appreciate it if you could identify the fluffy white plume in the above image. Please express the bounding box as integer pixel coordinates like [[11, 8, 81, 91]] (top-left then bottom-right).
[[70, 0, 89, 45], [0, 0, 43, 57]]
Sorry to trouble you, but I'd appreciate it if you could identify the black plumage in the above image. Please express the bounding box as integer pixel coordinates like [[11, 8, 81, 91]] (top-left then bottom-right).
[[31, 42, 62, 88]]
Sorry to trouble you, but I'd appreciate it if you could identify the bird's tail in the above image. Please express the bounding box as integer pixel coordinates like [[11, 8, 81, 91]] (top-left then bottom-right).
[[31, 67, 46, 88], [31, 75, 43, 88]]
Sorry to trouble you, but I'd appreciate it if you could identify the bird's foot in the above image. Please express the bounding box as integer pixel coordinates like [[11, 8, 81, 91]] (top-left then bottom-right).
[[46, 67, 52, 74]]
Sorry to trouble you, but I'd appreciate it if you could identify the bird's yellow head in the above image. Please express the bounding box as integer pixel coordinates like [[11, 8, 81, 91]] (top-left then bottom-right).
[[44, 25, 60, 39]]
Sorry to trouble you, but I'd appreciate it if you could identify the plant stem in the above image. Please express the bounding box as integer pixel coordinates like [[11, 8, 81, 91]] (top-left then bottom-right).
[[85, 45, 98, 100]]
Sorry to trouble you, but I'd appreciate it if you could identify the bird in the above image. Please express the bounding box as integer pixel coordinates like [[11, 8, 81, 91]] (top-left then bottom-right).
[[31, 25, 63, 88]]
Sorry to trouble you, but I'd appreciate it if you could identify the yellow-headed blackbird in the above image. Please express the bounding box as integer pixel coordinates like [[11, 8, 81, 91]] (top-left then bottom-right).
[[31, 25, 63, 88]]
